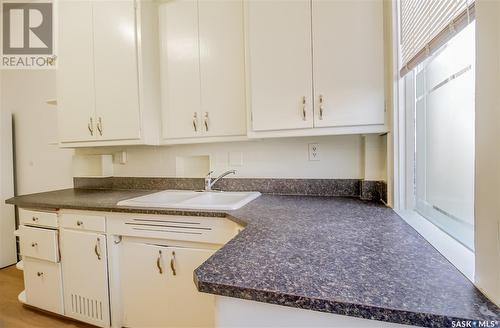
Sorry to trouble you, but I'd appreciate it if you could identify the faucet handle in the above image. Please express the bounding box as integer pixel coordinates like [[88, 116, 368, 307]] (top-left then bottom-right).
[[205, 170, 214, 179]]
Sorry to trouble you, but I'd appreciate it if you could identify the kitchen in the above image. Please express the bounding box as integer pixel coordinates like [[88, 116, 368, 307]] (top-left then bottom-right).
[[0, 0, 498, 327]]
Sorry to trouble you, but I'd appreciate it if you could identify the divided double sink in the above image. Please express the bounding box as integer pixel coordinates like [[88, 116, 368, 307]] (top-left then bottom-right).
[[117, 190, 261, 211]]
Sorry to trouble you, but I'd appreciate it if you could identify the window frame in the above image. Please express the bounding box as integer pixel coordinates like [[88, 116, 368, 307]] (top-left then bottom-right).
[[391, 0, 475, 282]]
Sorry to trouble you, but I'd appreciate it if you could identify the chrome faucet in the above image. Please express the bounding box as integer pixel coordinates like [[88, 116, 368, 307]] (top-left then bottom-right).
[[205, 170, 236, 191]]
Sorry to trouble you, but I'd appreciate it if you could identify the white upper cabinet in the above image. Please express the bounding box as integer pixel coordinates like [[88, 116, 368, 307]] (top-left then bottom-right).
[[246, 0, 385, 136], [57, 0, 160, 147], [160, 0, 201, 140], [312, 0, 384, 128], [198, 0, 246, 137], [160, 0, 247, 142], [247, 0, 314, 131], [57, 1, 95, 143], [92, 0, 141, 141]]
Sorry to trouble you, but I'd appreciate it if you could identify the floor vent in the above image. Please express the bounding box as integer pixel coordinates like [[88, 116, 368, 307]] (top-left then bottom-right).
[[70, 293, 103, 321]]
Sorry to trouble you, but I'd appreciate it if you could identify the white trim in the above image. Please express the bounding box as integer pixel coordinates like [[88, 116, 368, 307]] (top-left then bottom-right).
[[396, 209, 475, 281], [391, 0, 402, 210]]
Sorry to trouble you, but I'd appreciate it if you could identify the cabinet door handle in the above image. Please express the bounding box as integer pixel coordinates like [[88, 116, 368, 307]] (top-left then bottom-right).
[[37, 272, 44, 277], [203, 112, 209, 132], [157, 250, 163, 274], [94, 237, 101, 260], [76, 220, 83, 227], [96, 117, 103, 136], [319, 95, 324, 120], [170, 251, 176, 276], [301, 96, 307, 121], [32, 216, 39, 222], [88, 117, 94, 136], [192, 112, 198, 132], [31, 242, 38, 247]]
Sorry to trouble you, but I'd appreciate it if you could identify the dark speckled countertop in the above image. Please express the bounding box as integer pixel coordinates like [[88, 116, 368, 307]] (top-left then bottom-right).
[[6, 189, 500, 327]]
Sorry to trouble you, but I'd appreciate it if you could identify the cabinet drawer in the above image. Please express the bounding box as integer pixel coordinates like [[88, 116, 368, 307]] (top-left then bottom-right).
[[24, 257, 64, 315], [60, 213, 106, 232], [19, 209, 58, 228], [19, 226, 59, 262]]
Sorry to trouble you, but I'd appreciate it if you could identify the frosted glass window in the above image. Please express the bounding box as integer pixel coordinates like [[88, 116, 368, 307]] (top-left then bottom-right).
[[414, 23, 475, 250]]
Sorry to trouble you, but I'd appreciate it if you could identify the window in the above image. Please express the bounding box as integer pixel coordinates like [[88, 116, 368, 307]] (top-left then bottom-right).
[[395, 0, 477, 279], [411, 23, 475, 251]]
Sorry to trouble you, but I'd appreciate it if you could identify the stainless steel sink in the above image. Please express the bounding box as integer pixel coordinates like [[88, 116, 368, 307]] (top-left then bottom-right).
[[117, 190, 261, 210]]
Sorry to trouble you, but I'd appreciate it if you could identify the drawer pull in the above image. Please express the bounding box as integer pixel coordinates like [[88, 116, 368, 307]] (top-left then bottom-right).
[[32, 216, 39, 222], [37, 272, 43, 277], [94, 238, 101, 260], [31, 242, 38, 247], [76, 220, 83, 227], [170, 251, 176, 276], [157, 250, 163, 274]]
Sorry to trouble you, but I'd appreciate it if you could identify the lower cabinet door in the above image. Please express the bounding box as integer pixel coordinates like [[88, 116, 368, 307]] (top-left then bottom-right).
[[23, 257, 64, 314], [120, 241, 215, 327], [60, 229, 110, 327]]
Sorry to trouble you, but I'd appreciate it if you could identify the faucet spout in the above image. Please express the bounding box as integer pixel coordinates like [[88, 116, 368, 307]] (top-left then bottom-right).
[[205, 170, 236, 191]]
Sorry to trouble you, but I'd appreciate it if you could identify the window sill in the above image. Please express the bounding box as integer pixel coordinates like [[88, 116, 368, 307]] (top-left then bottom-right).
[[396, 209, 475, 282]]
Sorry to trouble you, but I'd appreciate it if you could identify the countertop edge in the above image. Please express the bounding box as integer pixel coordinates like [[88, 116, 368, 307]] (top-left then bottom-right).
[[193, 277, 467, 327]]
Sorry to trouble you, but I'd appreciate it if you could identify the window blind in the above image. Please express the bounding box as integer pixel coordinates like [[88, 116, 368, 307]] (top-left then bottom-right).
[[399, 0, 475, 76]]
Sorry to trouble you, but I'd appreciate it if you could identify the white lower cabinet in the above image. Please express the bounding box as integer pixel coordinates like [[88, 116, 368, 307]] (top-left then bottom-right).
[[23, 257, 64, 315], [60, 229, 110, 327], [17, 210, 239, 328], [120, 241, 216, 328]]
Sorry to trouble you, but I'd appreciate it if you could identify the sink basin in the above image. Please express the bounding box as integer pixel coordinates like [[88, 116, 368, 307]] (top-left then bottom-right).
[[117, 190, 261, 210]]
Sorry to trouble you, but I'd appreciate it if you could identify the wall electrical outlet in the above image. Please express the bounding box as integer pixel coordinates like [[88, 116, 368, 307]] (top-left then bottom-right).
[[308, 143, 320, 161]]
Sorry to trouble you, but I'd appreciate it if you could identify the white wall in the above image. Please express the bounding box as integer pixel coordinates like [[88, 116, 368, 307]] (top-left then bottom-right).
[[0, 70, 17, 267], [75, 134, 369, 179], [474, 0, 500, 305], [1, 70, 74, 194]]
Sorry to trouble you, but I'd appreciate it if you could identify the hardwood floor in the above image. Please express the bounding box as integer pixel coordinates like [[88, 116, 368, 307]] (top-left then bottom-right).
[[0, 265, 93, 328]]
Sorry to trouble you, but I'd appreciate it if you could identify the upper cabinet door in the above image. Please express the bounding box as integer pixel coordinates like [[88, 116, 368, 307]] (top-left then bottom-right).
[[198, 0, 246, 137], [57, 0, 96, 143], [160, 0, 201, 139], [92, 0, 141, 141], [247, 0, 314, 131], [312, 0, 384, 128]]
